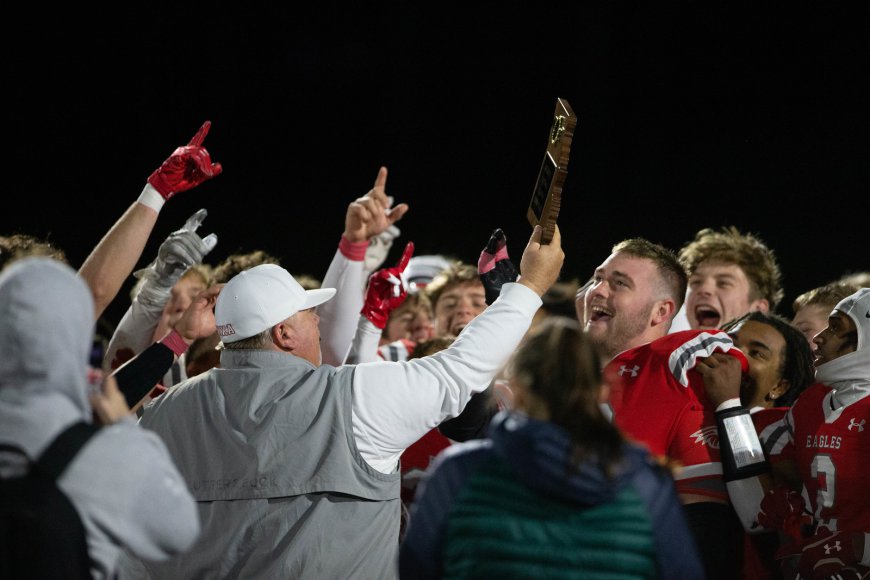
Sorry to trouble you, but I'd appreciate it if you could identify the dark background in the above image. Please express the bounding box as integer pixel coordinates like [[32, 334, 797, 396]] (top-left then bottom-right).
[[6, 4, 868, 330]]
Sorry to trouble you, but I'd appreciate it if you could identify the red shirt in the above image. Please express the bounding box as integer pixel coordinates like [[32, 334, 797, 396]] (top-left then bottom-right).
[[606, 330, 748, 501], [772, 382, 870, 534], [742, 407, 791, 580]]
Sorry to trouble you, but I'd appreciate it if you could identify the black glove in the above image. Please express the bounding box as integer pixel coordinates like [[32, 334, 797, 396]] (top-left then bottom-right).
[[477, 228, 518, 306]]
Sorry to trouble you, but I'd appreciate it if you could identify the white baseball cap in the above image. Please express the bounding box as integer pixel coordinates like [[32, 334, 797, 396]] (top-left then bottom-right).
[[215, 264, 336, 343]]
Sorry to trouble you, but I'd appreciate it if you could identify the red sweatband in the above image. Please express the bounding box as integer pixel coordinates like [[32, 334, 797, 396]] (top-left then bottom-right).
[[338, 235, 369, 261], [159, 330, 190, 357]]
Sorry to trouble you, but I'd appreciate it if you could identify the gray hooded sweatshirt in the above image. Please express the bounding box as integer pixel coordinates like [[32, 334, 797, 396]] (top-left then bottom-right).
[[0, 257, 200, 580]]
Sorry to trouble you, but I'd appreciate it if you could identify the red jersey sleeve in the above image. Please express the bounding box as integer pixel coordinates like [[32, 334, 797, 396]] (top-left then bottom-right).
[[607, 330, 748, 502]]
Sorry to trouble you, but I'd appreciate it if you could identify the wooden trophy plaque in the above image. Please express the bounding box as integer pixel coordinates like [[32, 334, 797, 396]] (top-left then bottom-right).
[[526, 97, 577, 244]]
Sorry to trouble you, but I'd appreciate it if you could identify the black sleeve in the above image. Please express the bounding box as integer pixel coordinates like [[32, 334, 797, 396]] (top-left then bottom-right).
[[112, 342, 174, 408], [681, 501, 744, 580], [437, 384, 497, 442]]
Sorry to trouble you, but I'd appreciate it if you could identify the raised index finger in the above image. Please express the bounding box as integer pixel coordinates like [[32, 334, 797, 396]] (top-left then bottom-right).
[[373, 166, 388, 192], [396, 241, 415, 271], [188, 120, 212, 147]]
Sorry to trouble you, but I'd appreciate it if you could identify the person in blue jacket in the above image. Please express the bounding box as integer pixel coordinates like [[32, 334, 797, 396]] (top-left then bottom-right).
[[399, 316, 704, 579]]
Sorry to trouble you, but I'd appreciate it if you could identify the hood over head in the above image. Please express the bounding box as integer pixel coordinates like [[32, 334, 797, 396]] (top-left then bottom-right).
[[0, 257, 94, 457], [816, 287, 870, 390]]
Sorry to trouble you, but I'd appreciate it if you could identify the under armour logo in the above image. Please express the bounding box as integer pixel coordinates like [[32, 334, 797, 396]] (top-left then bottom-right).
[[848, 418, 866, 432], [618, 365, 640, 377], [824, 541, 842, 555]]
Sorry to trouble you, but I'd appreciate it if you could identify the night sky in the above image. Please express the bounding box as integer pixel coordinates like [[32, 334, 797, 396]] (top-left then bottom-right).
[[6, 4, 868, 330]]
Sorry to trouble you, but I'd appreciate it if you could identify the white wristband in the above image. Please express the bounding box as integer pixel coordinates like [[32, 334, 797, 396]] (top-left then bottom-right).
[[720, 412, 765, 468], [137, 183, 165, 212], [716, 398, 742, 413]]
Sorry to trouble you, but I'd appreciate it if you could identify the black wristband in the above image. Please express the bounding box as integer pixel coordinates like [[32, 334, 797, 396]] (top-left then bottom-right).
[[113, 342, 174, 408], [439, 385, 497, 441], [715, 406, 770, 482]]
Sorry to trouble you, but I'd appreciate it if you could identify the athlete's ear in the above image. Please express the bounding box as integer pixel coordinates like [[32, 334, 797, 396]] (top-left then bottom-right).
[[768, 379, 790, 402], [651, 298, 676, 327]]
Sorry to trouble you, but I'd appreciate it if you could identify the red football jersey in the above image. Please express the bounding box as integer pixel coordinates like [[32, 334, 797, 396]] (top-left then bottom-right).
[[400, 428, 451, 505], [606, 330, 748, 501], [773, 383, 870, 534], [754, 406, 791, 465], [742, 407, 791, 580]]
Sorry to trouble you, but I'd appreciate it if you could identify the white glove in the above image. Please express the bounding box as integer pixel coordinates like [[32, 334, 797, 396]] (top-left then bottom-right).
[[363, 224, 401, 280], [133, 208, 217, 307]]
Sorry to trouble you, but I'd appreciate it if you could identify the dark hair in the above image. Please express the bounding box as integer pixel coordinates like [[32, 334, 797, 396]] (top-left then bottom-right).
[[509, 317, 624, 477], [612, 238, 688, 311], [722, 311, 815, 407]]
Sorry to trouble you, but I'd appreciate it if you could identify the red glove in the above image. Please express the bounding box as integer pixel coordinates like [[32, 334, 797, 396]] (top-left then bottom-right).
[[781, 531, 866, 580], [757, 485, 808, 537], [361, 241, 414, 329], [147, 120, 223, 200]]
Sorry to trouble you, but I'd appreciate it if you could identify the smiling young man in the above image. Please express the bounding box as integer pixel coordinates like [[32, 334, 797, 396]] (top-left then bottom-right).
[[580, 237, 750, 580], [425, 262, 488, 338], [677, 226, 783, 331]]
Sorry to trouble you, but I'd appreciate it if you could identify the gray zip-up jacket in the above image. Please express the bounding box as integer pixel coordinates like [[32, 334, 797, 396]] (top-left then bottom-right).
[[134, 281, 542, 579]]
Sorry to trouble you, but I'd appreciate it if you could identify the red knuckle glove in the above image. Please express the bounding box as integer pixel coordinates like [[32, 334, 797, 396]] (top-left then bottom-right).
[[147, 120, 223, 200], [361, 242, 414, 329]]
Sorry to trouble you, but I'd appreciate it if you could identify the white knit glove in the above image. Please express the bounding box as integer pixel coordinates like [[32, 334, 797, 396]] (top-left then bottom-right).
[[133, 208, 217, 307]]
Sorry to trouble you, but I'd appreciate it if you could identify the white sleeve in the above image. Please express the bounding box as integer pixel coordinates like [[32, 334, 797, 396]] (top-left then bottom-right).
[[103, 296, 164, 370], [725, 410, 789, 533], [316, 248, 365, 366], [725, 477, 768, 533], [351, 282, 541, 473], [345, 316, 382, 364]]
